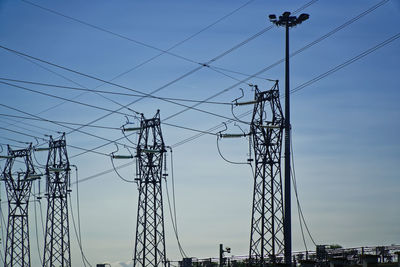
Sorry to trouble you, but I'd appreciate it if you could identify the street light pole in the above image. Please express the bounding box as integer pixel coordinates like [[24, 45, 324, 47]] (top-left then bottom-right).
[[269, 11, 309, 266]]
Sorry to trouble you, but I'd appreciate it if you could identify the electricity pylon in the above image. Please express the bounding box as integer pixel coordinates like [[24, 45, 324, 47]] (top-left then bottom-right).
[[43, 133, 72, 267], [2, 144, 38, 267], [133, 110, 168, 267], [249, 84, 285, 265]]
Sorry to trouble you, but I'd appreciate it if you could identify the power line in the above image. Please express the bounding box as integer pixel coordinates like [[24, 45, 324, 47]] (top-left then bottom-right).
[[65, 21, 395, 185], [291, 32, 400, 94], [1, 0, 320, 165], [0, 113, 120, 130], [173, 33, 399, 149], [0, 53, 244, 125], [0, 102, 136, 150], [1, 79, 241, 123], [168, 0, 392, 147], [291, 137, 316, 248], [10, 0, 258, 142], [0, 81, 138, 118], [0, 0, 319, 156], [0, 82, 221, 146], [2, 0, 297, 135], [0, 77, 232, 105], [8, 18, 392, 172], [0, 124, 110, 157], [20, 0, 255, 71]]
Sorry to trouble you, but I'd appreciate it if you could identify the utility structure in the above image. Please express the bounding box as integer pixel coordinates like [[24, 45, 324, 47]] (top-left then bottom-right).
[[43, 133, 72, 267], [269, 11, 309, 265], [1, 144, 39, 267], [133, 110, 168, 267], [249, 84, 285, 265]]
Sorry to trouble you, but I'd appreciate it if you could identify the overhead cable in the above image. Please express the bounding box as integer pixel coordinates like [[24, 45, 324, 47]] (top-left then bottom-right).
[[0, 77, 232, 105]]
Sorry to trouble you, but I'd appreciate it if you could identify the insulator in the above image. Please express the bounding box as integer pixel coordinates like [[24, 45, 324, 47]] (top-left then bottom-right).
[[220, 133, 245, 138], [112, 155, 134, 159], [34, 147, 50, 152], [27, 174, 42, 180], [123, 127, 142, 132], [235, 100, 259, 106]]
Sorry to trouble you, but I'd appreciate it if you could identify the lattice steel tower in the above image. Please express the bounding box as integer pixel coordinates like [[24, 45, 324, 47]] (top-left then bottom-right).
[[249, 84, 285, 265], [133, 110, 167, 267], [43, 133, 72, 267], [2, 144, 38, 267]]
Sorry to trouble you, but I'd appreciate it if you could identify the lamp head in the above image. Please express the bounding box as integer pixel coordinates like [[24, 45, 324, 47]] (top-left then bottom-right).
[[269, 14, 277, 22], [298, 13, 310, 22]]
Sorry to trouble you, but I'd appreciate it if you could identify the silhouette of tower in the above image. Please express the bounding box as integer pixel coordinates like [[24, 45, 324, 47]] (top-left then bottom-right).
[[249, 84, 285, 265], [2, 144, 38, 267], [43, 133, 72, 267], [133, 110, 167, 267]]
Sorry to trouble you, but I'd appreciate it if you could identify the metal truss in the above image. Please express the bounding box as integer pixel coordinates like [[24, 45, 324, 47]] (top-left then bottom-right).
[[133, 110, 167, 267], [2, 144, 37, 267], [43, 133, 72, 267], [249, 84, 285, 265]]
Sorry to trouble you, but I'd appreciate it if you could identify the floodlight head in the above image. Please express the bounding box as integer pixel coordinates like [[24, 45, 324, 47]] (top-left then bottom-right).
[[269, 14, 277, 22], [282, 11, 291, 17], [298, 13, 310, 22]]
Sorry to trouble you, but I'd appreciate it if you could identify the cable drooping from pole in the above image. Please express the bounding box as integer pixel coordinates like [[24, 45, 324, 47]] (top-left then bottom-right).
[[164, 148, 187, 258], [290, 136, 316, 247], [69, 165, 92, 267], [216, 135, 250, 165], [169, 147, 187, 258], [110, 147, 136, 183]]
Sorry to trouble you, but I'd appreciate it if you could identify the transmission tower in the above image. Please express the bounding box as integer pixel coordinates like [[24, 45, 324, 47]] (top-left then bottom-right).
[[43, 133, 72, 267], [249, 84, 285, 265], [133, 110, 168, 267], [2, 144, 39, 267]]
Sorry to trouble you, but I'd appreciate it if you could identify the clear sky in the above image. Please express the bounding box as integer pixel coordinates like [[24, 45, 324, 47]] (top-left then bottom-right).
[[0, 0, 399, 266]]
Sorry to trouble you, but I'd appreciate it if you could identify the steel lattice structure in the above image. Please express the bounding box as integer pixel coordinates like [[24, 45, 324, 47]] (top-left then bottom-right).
[[133, 110, 168, 267], [43, 133, 72, 267], [249, 84, 285, 265], [2, 144, 37, 267]]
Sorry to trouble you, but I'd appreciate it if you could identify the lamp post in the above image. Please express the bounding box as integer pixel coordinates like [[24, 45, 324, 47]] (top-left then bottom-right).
[[269, 11, 309, 266]]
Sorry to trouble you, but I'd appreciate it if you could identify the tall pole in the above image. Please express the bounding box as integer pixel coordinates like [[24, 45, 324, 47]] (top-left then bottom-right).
[[43, 133, 72, 267], [133, 110, 167, 267], [284, 22, 292, 266], [2, 144, 38, 267], [269, 11, 309, 265], [248, 83, 284, 265]]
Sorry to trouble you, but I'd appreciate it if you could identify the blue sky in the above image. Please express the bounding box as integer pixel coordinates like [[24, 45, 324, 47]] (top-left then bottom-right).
[[0, 0, 399, 266]]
